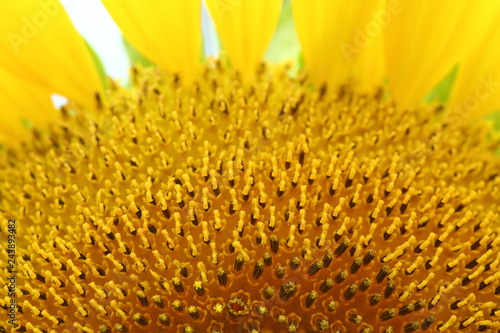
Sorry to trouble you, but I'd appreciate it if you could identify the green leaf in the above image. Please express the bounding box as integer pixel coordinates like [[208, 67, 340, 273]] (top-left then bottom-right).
[[122, 37, 154, 67], [84, 40, 108, 90], [297, 51, 304, 71], [20, 118, 34, 129], [485, 110, 500, 131], [423, 65, 458, 104], [265, 0, 300, 66], [121, 37, 156, 87], [488, 111, 500, 155]]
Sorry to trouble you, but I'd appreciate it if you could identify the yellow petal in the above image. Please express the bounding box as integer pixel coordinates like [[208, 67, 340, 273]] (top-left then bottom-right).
[[0, 68, 56, 144], [384, 1, 485, 108], [0, 0, 102, 107], [292, 0, 385, 90], [205, 0, 282, 80], [447, 4, 500, 119], [102, 0, 201, 84]]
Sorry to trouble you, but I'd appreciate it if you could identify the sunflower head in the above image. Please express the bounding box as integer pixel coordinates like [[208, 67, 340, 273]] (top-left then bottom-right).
[[1, 60, 500, 332], [1, 1, 500, 333]]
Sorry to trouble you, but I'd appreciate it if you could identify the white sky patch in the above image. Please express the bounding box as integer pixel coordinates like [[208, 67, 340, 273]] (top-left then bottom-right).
[[201, 2, 220, 58], [50, 93, 68, 108], [62, 0, 130, 82], [62, 0, 220, 80]]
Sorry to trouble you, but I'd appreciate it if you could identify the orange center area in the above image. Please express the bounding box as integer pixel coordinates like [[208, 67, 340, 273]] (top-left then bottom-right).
[[0, 61, 499, 333]]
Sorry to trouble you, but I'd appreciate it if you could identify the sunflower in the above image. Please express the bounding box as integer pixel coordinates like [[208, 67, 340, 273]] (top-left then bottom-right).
[[1, 1, 500, 332]]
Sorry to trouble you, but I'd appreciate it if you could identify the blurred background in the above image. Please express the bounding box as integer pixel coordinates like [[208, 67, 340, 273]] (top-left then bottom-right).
[[62, 0, 298, 83], [61, 0, 499, 128]]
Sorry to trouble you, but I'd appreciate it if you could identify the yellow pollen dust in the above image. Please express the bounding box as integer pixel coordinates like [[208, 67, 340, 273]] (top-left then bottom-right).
[[1, 60, 500, 333]]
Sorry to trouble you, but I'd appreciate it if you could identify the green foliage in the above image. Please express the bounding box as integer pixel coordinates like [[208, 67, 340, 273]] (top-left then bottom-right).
[[423, 65, 458, 104], [122, 37, 154, 67], [84, 40, 108, 90], [485, 111, 500, 131], [265, 0, 300, 66], [423, 65, 500, 133]]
